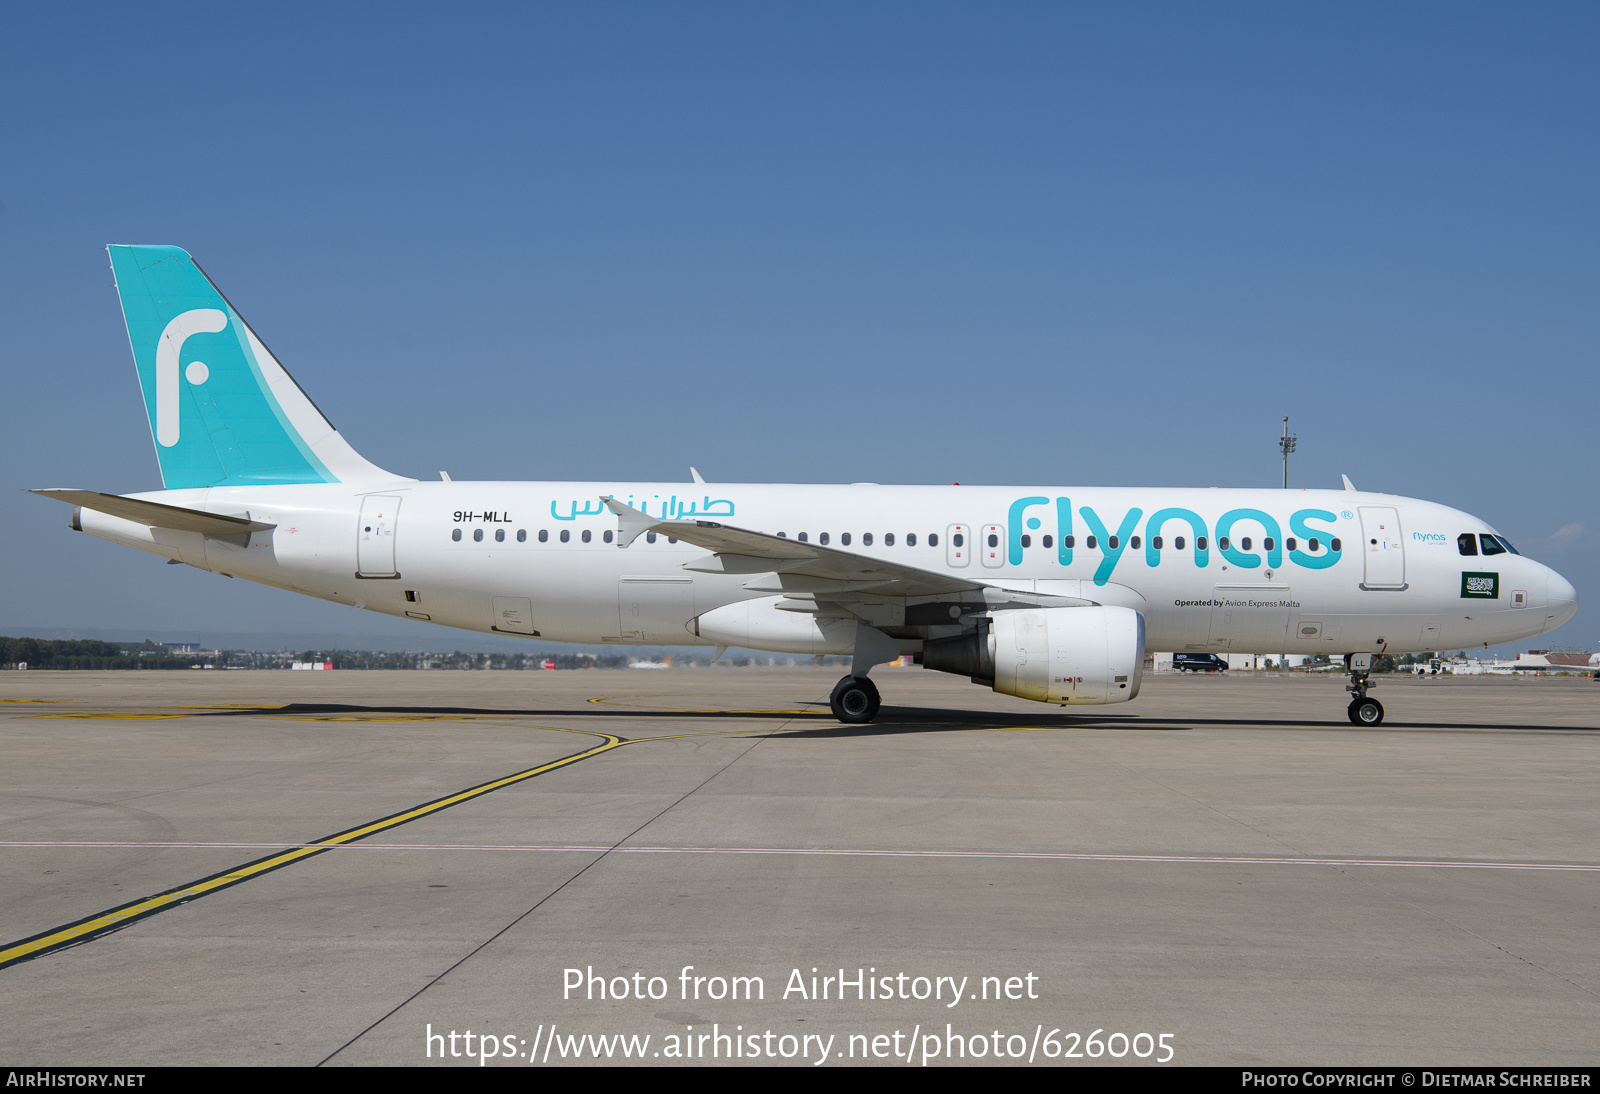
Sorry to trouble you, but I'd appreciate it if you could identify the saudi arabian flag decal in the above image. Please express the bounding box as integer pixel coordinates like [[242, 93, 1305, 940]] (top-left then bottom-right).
[[1461, 572, 1500, 599]]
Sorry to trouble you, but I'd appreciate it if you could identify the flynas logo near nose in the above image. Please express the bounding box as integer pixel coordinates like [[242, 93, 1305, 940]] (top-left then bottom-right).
[[156, 309, 228, 446]]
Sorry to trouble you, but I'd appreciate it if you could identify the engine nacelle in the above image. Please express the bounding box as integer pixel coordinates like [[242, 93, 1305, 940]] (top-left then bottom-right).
[[923, 606, 1145, 705]]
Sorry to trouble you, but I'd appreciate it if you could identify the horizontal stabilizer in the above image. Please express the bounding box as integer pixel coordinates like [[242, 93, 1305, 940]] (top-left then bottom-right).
[[30, 489, 276, 535]]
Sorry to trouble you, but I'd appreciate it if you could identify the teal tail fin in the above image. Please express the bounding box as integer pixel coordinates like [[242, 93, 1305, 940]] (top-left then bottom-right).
[[107, 245, 398, 489]]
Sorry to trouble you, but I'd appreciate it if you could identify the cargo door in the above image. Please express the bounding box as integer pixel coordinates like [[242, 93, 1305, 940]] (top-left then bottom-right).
[[1359, 507, 1406, 589], [618, 578, 696, 643], [356, 496, 401, 577], [1209, 584, 1292, 650]]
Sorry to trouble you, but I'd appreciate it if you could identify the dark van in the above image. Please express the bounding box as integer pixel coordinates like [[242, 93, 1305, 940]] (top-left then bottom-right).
[[1174, 653, 1229, 673]]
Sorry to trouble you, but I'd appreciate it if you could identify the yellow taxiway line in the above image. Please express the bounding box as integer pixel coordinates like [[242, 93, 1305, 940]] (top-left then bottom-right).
[[0, 727, 623, 970]]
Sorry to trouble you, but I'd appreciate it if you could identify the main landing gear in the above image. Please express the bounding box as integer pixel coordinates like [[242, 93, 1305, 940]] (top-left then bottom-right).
[[1345, 653, 1384, 726], [829, 675, 881, 724]]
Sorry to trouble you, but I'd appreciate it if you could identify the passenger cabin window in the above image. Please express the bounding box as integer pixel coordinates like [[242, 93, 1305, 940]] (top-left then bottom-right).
[[560, 530, 570, 543], [1263, 537, 1274, 551], [1086, 535, 1097, 549], [986, 533, 998, 548], [473, 529, 484, 542], [1307, 538, 1318, 552], [820, 532, 830, 545], [646, 532, 657, 544], [951, 533, 962, 547], [1064, 535, 1075, 549], [885, 533, 895, 546], [1239, 537, 1250, 551], [604, 530, 614, 543], [777, 532, 787, 538], [864, 533, 873, 546], [929, 533, 938, 547], [1196, 537, 1207, 550], [1173, 536, 1184, 550], [842, 533, 852, 546], [1331, 538, 1341, 552], [452, 528, 462, 542], [1041, 535, 1051, 549], [539, 529, 549, 542], [1218, 536, 1229, 551], [1129, 536, 1140, 550], [1020, 535, 1031, 548], [581, 529, 591, 543], [495, 528, 505, 542], [906, 533, 916, 546], [1479, 534, 1506, 556], [668, 537, 677, 544], [798, 532, 808, 543], [1152, 536, 1163, 550], [517, 529, 526, 542], [1284, 538, 1295, 551]]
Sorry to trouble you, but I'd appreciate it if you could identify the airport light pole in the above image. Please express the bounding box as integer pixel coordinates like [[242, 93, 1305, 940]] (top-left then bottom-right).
[[1279, 416, 1296, 488]]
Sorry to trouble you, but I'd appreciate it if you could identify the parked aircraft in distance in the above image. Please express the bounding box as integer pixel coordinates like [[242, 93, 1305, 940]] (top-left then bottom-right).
[[33, 246, 1579, 724]]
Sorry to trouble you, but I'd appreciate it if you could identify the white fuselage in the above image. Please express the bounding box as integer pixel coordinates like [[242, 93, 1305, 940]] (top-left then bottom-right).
[[76, 481, 1577, 657]]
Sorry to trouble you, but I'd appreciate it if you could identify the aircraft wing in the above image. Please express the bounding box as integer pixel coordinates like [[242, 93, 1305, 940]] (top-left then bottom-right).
[[600, 496, 1091, 612], [30, 489, 277, 535]]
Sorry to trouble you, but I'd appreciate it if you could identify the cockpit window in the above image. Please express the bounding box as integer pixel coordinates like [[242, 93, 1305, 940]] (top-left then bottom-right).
[[1497, 536, 1520, 555], [1478, 534, 1506, 556], [1458, 533, 1477, 556]]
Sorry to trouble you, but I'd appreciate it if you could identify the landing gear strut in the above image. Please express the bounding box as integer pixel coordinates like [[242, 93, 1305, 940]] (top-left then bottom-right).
[[1345, 653, 1384, 725], [829, 675, 881, 724]]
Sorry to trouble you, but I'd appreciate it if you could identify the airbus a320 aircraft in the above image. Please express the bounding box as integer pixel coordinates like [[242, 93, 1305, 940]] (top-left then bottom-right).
[[34, 246, 1579, 725]]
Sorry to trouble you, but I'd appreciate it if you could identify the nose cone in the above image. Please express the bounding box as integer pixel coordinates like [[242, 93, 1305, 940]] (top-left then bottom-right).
[[1546, 566, 1578, 631]]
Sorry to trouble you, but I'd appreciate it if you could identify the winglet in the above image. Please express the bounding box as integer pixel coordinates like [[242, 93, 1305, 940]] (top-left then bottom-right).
[[1341, 474, 1357, 492], [601, 496, 658, 547]]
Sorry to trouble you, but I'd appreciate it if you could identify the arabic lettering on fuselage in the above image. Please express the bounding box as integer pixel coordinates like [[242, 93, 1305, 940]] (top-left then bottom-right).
[[552, 495, 736, 521]]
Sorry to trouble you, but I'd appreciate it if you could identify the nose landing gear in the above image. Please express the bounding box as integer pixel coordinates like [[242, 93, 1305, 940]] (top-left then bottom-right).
[[1345, 653, 1384, 725]]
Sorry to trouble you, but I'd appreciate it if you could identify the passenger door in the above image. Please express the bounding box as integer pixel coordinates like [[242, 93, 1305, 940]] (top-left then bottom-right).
[[356, 496, 401, 577], [1358, 507, 1406, 589]]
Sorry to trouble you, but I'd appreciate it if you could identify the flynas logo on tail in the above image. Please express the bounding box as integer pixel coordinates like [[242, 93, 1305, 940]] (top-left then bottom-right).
[[109, 245, 339, 489], [155, 309, 227, 446]]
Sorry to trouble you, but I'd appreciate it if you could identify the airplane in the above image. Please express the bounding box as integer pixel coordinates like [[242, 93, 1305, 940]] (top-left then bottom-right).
[[31, 245, 1580, 726]]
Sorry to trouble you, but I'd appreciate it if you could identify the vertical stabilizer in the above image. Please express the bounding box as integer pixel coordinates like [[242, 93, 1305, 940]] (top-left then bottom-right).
[[107, 245, 402, 489]]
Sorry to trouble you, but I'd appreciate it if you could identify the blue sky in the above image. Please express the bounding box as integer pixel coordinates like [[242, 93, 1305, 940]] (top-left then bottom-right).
[[1, 2, 1594, 652]]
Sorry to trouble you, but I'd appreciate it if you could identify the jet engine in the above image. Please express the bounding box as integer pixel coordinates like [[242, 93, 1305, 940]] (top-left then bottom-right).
[[921, 606, 1145, 705]]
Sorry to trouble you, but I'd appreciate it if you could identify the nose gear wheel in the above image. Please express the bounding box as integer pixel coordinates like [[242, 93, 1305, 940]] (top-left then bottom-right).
[[1348, 697, 1385, 725]]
